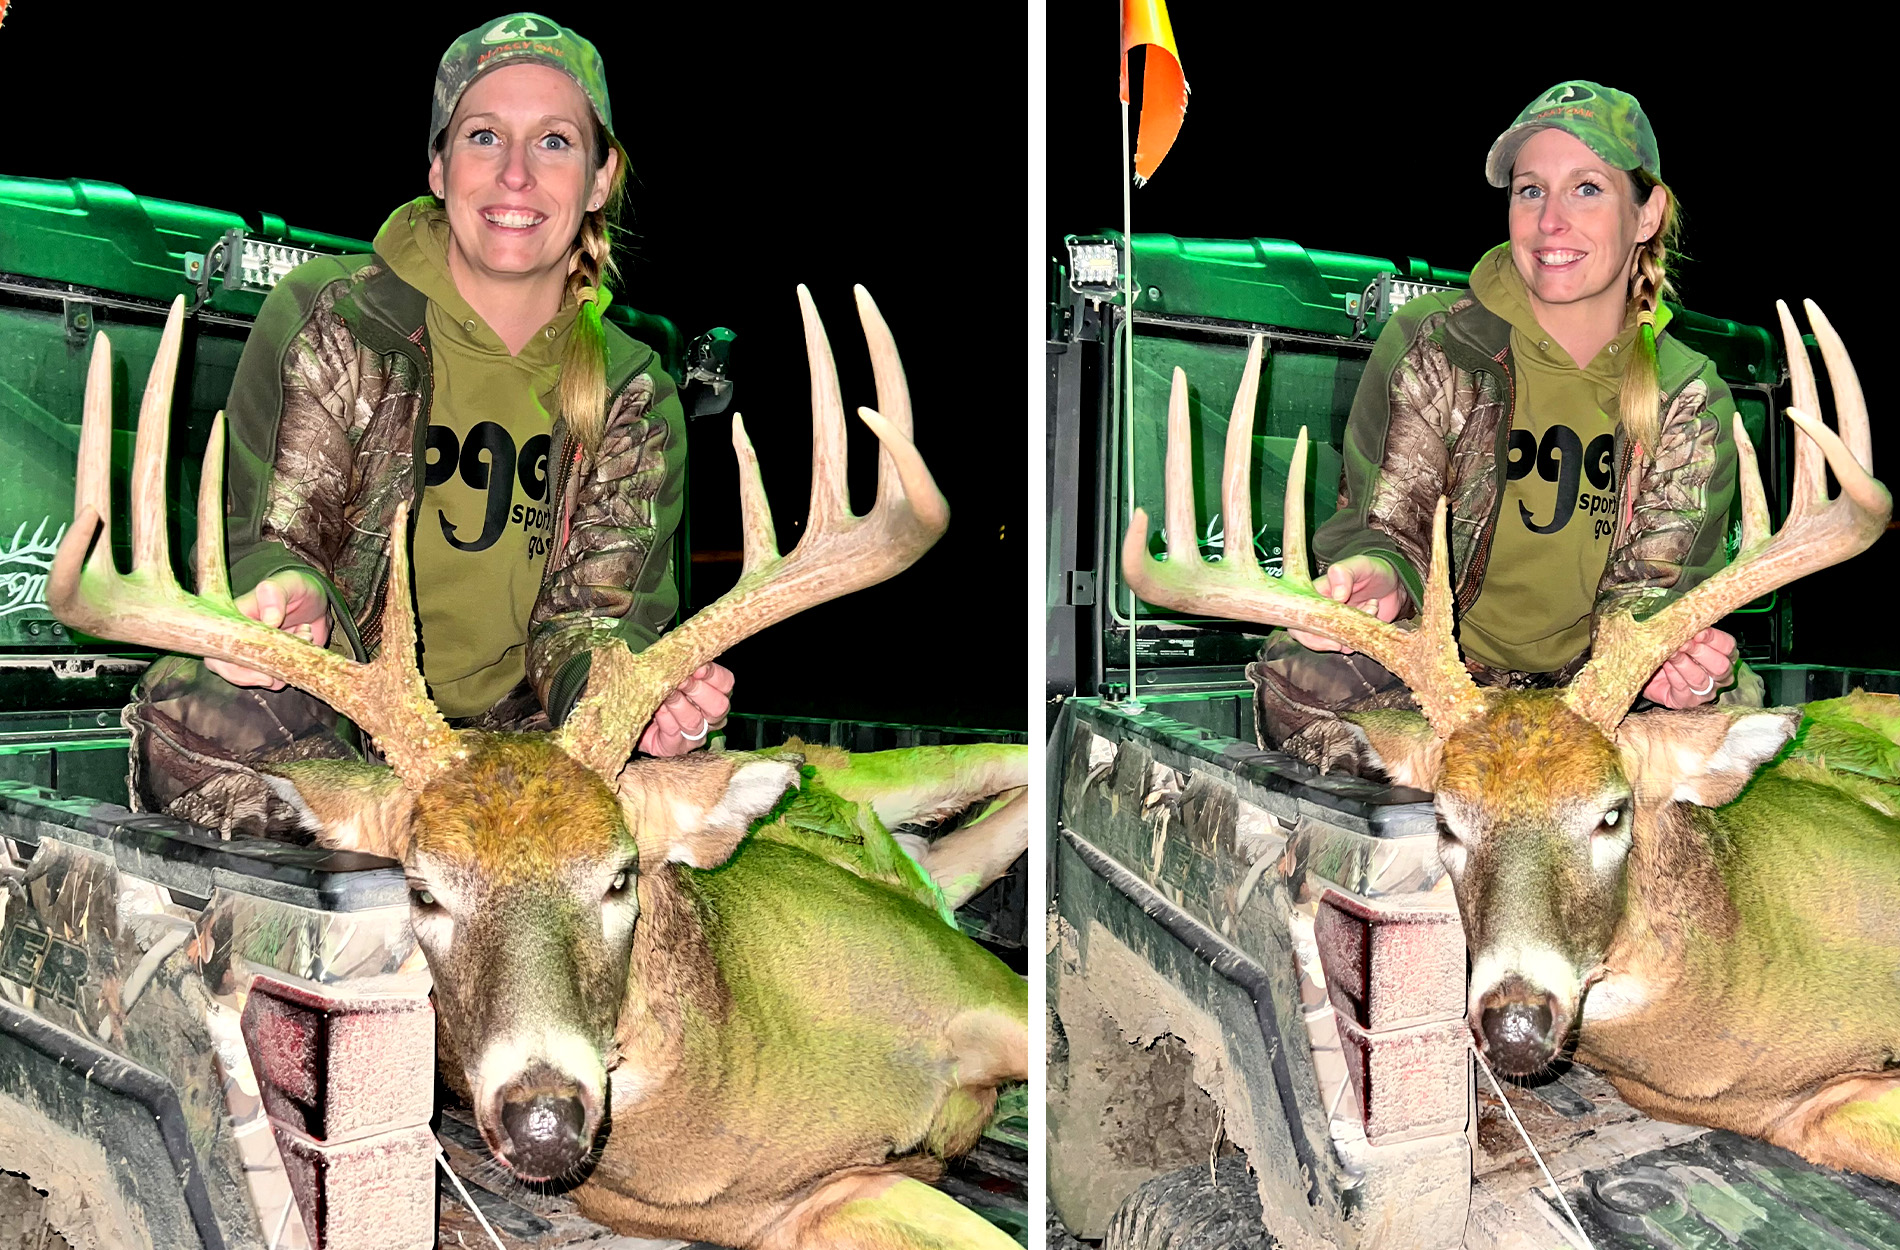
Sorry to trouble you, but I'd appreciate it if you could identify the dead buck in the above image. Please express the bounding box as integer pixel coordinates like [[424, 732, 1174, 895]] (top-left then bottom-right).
[[1122, 306, 1900, 1181], [52, 291, 1029, 1249]]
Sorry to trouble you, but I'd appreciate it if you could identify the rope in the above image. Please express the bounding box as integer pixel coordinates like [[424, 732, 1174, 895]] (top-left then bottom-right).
[[1471, 1039, 1594, 1249], [436, 1142, 510, 1250]]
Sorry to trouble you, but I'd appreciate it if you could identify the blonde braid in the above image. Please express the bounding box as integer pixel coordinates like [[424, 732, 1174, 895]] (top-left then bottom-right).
[[558, 131, 631, 452], [1616, 175, 1680, 455]]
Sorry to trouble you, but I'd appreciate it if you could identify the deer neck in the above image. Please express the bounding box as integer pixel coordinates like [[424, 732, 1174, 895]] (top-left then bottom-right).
[[1595, 800, 1739, 1014], [608, 865, 727, 1111]]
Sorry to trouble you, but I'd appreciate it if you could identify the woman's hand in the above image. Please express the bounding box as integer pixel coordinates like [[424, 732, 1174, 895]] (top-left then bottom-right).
[[1642, 627, 1737, 708], [1289, 555, 1410, 654], [639, 663, 735, 757], [204, 569, 331, 690]]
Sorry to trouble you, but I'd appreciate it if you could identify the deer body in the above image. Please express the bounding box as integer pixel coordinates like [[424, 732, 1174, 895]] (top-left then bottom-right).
[[1122, 306, 1900, 1179], [53, 290, 1029, 1248], [1393, 691, 1900, 1179]]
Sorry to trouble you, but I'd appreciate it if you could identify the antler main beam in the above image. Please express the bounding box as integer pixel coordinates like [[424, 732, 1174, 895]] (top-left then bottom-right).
[[49, 297, 463, 789], [1564, 300, 1891, 732], [554, 285, 949, 779], [1120, 336, 1487, 737]]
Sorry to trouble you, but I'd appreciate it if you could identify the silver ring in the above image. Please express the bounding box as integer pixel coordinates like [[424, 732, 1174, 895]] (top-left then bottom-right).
[[680, 721, 709, 741], [1689, 675, 1717, 698]]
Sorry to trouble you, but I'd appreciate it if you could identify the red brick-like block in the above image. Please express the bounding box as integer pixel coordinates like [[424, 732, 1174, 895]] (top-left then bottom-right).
[[1315, 886, 1464, 1031], [241, 973, 435, 1143], [274, 1121, 437, 1250], [1336, 1013, 1470, 1145]]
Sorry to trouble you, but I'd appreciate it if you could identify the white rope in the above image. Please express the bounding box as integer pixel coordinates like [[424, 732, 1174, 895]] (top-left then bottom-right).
[[436, 1142, 510, 1250], [1471, 1039, 1594, 1249]]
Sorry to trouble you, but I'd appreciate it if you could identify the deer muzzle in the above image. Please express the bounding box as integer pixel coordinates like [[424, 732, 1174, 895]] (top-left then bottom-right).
[[492, 1060, 601, 1182], [1475, 975, 1564, 1075]]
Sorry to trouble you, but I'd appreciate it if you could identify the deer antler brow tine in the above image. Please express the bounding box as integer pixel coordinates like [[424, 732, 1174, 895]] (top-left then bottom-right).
[[854, 286, 914, 517], [194, 415, 237, 608], [1220, 337, 1264, 576], [1731, 413, 1772, 554], [732, 414, 779, 575], [76, 331, 115, 574]]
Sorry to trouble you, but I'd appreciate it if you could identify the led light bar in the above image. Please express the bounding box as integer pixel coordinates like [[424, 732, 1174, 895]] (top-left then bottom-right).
[[1363, 272, 1459, 326], [221, 230, 325, 294], [1066, 237, 1122, 294]]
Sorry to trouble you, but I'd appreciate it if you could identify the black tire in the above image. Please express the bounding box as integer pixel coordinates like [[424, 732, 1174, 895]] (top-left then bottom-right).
[[1103, 1156, 1277, 1250]]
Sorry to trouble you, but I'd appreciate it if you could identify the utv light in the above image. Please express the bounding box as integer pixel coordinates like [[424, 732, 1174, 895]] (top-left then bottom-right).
[[223, 231, 324, 294], [1066, 238, 1122, 293], [1363, 273, 1459, 325]]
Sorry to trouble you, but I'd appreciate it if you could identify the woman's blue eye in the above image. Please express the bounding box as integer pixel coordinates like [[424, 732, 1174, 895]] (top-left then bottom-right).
[[466, 129, 498, 147], [1515, 185, 1543, 200], [539, 133, 573, 150], [1577, 181, 1602, 196]]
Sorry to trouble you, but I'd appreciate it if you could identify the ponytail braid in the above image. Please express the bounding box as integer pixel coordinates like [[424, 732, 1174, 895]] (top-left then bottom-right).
[[1616, 174, 1681, 455], [559, 129, 631, 452]]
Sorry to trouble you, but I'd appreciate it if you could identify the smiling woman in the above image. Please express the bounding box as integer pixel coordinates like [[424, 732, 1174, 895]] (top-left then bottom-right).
[[1254, 79, 1747, 771]]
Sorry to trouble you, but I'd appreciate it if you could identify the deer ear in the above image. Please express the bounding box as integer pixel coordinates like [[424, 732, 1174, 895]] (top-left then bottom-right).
[[1342, 709, 1444, 790], [1616, 708, 1801, 808], [618, 753, 802, 870], [258, 760, 417, 860]]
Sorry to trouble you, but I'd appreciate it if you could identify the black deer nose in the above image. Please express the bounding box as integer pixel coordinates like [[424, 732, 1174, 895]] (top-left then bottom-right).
[[499, 1086, 587, 1180], [1477, 978, 1560, 1076]]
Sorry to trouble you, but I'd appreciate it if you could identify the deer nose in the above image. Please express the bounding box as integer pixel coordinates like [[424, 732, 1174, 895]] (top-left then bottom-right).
[[497, 1074, 589, 1180], [1477, 977, 1560, 1075]]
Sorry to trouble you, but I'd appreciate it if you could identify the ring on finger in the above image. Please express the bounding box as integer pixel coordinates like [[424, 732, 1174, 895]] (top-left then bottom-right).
[[1689, 675, 1717, 698], [680, 720, 710, 741]]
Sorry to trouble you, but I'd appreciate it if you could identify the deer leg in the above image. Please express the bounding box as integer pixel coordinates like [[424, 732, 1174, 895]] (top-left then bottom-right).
[[1772, 1075, 1900, 1183], [904, 788, 1028, 909], [760, 1174, 1020, 1250], [797, 743, 1028, 829]]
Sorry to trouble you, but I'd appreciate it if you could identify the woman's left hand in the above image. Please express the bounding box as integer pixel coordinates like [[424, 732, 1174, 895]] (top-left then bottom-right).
[[639, 663, 735, 756], [1642, 627, 1738, 708]]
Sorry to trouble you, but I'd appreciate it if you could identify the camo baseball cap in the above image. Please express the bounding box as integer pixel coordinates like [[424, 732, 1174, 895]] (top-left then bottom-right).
[[1484, 81, 1660, 188], [429, 14, 614, 162]]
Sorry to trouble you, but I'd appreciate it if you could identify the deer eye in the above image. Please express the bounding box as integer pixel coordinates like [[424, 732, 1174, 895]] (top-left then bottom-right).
[[608, 869, 631, 896], [411, 887, 438, 909], [1600, 807, 1623, 829]]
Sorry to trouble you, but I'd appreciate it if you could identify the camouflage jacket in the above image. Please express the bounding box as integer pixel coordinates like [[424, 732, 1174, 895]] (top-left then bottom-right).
[[1310, 288, 1738, 681], [127, 257, 683, 834]]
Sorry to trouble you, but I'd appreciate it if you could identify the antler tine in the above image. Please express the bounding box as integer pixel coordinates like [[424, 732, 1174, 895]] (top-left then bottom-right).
[[1566, 301, 1892, 733], [855, 285, 914, 517], [554, 287, 950, 781], [50, 299, 462, 791], [800, 284, 852, 529], [1163, 368, 1198, 565], [1121, 344, 1485, 737], [1220, 336, 1265, 576], [130, 297, 187, 574], [1777, 299, 1829, 526]]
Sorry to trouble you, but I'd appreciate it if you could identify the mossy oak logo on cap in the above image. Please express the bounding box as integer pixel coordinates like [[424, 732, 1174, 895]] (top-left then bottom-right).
[[1538, 84, 1596, 108], [483, 15, 564, 44]]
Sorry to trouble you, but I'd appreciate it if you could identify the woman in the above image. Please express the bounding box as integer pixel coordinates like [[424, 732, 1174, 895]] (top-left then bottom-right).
[[129, 14, 732, 835], [1255, 79, 1742, 753]]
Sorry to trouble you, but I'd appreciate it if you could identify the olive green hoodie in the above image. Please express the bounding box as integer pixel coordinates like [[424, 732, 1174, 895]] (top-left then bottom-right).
[[375, 201, 580, 717], [1458, 243, 1674, 674]]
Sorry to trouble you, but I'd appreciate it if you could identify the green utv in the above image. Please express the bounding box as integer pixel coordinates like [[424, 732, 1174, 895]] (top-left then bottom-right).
[[0, 176, 1027, 1250], [1045, 232, 1900, 1249]]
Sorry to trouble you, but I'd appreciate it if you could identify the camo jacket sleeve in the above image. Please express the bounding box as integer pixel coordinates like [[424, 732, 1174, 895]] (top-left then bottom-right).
[[1594, 367, 1739, 623], [222, 260, 420, 636], [527, 369, 686, 724], [1310, 294, 1473, 612]]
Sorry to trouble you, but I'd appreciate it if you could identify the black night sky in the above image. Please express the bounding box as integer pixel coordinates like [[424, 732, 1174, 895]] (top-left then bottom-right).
[[0, 4, 1030, 730]]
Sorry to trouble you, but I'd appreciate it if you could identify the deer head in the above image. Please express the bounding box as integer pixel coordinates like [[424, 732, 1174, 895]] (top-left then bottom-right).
[[1123, 304, 1888, 1077], [51, 286, 948, 1181]]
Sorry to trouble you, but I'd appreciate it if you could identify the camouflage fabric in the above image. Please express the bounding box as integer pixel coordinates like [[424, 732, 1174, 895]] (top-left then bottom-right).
[[128, 251, 683, 835], [429, 13, 614, 160], [1485, 80, 1660, 187]]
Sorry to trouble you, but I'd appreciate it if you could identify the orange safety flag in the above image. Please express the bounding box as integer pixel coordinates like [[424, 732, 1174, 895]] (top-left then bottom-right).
[[1119, 0, 1186, 185]]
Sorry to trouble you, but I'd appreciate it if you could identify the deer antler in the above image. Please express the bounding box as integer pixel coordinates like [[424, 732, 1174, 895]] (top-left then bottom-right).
[[49, 297, 465, 789], [1120, 335, 1487, 737], [1564, 300, 1891, 733], [554, 285, 949, 779]]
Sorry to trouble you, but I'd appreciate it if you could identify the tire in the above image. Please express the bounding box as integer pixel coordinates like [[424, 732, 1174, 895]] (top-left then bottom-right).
[[1103, 1156, 1277, 1250]]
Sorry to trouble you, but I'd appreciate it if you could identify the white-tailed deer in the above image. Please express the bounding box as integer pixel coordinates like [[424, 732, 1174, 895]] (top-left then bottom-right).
[[1123, 305, 1900, 1181], [52, 291, 1028, 1249]]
